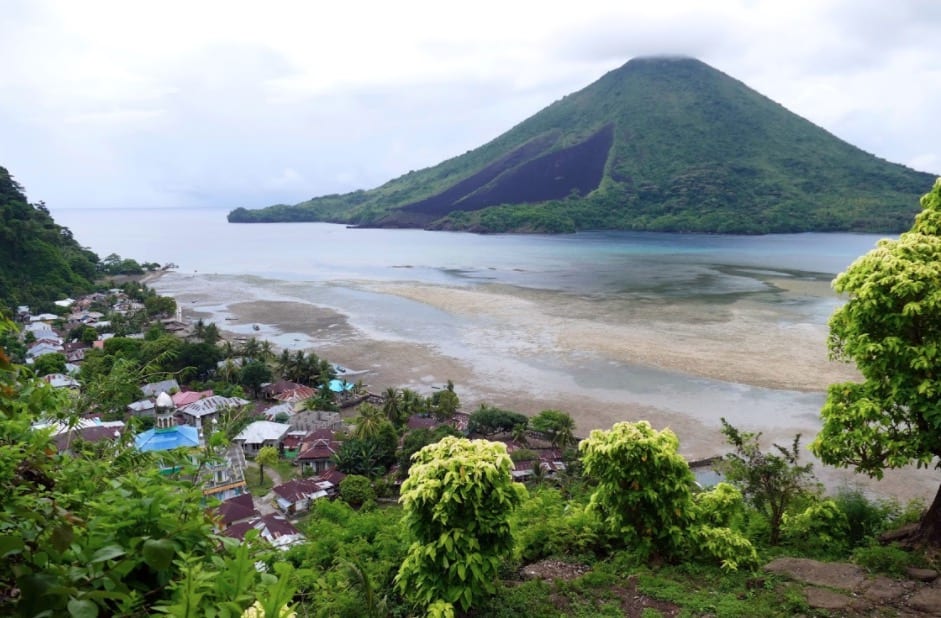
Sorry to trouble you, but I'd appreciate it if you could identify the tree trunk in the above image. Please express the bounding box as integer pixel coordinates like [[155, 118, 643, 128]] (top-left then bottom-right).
[[916, 482, 941, 546]]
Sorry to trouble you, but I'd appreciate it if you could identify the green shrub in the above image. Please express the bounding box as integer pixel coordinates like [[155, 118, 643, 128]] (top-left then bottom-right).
[[339, 474, 376, 508], [690, 525, 759, 572], [832, 488, 897, 547], [851, 543, 911, 576], [781, 499, 849, 557], [694, 482, 745, 528]]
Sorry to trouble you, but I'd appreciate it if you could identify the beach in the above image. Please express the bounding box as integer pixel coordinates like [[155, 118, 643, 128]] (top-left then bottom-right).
[[151, 270, 941, 504]]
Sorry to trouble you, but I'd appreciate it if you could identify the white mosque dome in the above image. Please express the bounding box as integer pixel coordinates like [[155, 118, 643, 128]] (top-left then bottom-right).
[[156, 392, 173, 409]]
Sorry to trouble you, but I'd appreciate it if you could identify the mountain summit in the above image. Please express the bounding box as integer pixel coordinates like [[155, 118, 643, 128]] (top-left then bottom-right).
[[229, 57, 935, 233]]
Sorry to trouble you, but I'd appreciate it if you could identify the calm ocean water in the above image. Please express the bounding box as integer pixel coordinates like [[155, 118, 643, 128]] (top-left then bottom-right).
[[52, 207, 888, 297]]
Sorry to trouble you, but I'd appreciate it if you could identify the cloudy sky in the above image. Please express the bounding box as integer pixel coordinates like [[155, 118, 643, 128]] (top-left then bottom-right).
[[2, 0, 940, 210]]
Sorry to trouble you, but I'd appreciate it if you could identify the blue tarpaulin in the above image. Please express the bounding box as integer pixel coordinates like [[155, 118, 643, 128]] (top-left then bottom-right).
[[328, 379, 354, 393]]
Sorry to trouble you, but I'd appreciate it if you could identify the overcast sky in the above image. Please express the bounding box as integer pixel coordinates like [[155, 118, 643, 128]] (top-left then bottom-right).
[[2, 0, 940, 210]]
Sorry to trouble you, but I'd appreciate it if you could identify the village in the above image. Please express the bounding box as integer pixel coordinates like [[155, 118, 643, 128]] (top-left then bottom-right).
[[14, 280, 576, 553]]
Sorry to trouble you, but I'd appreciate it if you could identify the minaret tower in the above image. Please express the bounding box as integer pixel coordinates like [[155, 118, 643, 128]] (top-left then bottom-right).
[[155, 391, 175, 430]]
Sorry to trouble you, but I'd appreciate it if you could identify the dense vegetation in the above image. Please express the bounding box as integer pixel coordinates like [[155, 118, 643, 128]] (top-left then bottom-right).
[[229, 57, 935, 234], [0, 167, 100, 309]]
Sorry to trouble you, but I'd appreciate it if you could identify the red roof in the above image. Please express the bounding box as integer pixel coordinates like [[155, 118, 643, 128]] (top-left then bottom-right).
[[296, 437, 340, 462], [262, 380, 301, 397], [275, 385, 316, 402], [314, 468, 347, 486], [272, 478, 329, 503], [172, 390, 213, 407], [217, 493, 256, 527]]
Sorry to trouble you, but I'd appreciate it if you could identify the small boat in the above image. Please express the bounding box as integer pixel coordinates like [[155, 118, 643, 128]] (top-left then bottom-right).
[[252, 324, 260, 331]]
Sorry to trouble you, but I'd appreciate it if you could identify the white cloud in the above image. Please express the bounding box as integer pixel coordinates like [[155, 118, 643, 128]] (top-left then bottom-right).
[[1, 0, 938, 210]]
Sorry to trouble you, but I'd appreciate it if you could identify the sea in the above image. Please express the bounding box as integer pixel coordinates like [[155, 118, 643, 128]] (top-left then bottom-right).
[[52, 207, 885, 297]]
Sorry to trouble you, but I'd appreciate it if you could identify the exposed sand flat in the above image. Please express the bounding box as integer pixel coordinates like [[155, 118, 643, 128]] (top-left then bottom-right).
[[155, 272, 941, 503], [363, 282, 860, 392]]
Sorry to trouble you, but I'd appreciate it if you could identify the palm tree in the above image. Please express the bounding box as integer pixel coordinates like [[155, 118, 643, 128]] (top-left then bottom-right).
[[218, 358, 240, 384], [352, 403, 386, 441], [243, 337, 265, 362], [259, 340, 274, 363], [382, 387, 404, 426], [400, 388, 424, 418], [276, 349, 292, 379]]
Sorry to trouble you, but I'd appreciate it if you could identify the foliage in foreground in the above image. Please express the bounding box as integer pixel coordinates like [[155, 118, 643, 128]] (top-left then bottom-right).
[[812, 178, 941, 545], [0, 317, 293, 616], [396, 437, 527, 613]]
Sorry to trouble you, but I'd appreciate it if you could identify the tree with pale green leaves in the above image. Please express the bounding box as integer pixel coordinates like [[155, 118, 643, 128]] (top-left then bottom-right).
[[812, 179, 941, 545], [580, 421, 695, 558], [255, 445, 280, 486], [580, 420, 757, 569], [396, 437, 527, 614]]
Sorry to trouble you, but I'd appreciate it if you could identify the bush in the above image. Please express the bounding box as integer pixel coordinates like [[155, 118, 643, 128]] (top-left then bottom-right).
[[851, 543, 912, 576], [832, 488, 897, 547], [339, 474, 375, 508], [513, 489, 609, 562], [781, 499, 849, 557]]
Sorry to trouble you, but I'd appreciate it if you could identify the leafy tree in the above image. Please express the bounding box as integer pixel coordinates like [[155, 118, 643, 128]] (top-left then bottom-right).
[[255, 445, 280, 486], [80, 357, 145, 418], [333, 438, 389, 478], [717, 418, 818, 545], [396, 437, 527, 613], [339, 474, 376, 508], [176, 341, 223, 381], [239, 359, 272, 398], [810, 179, 941, 545], [430, 388, 460, 421], [32, 351, 67, 376], [467, 405, 528, 438], [580, 421, 695, 558], [530, 409, 576, 449], [144, 294, 176, 318]]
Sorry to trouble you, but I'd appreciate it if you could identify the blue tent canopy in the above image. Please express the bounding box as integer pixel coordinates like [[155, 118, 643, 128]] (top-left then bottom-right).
[[328, 379, 354, 393]]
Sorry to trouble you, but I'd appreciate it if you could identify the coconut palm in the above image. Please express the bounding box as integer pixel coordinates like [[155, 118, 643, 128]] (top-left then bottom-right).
[[382, 387, 404, 427], [352, 403, 387, 441]]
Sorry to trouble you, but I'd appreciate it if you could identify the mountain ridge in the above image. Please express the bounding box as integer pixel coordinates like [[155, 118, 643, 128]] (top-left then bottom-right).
[[229, 56, 936, 234]]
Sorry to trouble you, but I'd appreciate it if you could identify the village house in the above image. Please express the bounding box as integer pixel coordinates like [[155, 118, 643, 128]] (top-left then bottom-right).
[[171, 389, 213, 408], [263, 401, 295, 421], [42, 373, 80, 390], [223, 513, 304, 550], [271, 477, 334, 515], [232, 420, 290, 457], [260, 380, 302, 400], [179, 395, 249, 429], [294, 428, 342, 475], [37, 418, 125, 455], [215, 493, 257, 531], [26, 341, 64, 364], [141, 379, 180, 398]]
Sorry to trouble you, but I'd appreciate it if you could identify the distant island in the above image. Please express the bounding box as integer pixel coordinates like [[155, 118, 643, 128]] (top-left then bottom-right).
[[228, 56, 935, 235]]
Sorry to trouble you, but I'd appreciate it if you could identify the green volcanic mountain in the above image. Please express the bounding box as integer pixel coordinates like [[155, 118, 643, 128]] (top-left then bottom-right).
[[229, 56, 936, 234]]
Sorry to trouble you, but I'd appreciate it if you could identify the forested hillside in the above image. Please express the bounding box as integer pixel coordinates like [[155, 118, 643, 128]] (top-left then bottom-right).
[[230, 57, 935, 234], [0, 167, 99, 310]]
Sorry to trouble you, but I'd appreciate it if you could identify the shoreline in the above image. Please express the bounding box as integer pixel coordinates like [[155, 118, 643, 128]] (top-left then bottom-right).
[[150, 270, 941, 503]]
